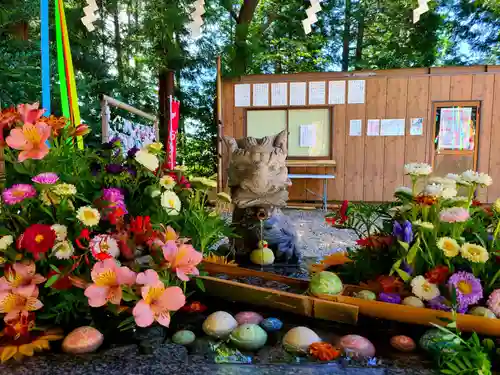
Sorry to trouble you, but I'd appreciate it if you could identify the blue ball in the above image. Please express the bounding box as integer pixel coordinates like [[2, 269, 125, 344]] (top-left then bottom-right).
[[260, 318, 283, 332]]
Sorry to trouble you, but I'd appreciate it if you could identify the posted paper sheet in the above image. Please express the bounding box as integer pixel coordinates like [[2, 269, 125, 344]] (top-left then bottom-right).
[[308, 81, 326, 105], [367, 119, 380, 136], [271, 82, 288, 106], [349, 119, 362, 136], [410, 118, 424, 136], [381, 119, 405, 136], [290, 82, 307, 106], [252, 83, 269, 106], [328, 81, 346, 104], [234, 84, 250, 107], [438, 108, 473, 150], [299, 124, 316, 147], [348, 80, 365, 104]]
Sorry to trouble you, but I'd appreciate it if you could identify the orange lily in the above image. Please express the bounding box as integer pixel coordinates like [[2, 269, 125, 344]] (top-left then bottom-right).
[[5, 122, 51, 162], [0, 284, 43, 322]]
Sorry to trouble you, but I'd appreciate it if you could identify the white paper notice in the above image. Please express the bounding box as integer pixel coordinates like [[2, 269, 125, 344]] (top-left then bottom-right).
[[349, 119, 362, 136], [271, 83, 288, 106], [367, 119, 380, 136], [348, 80, 366, 104], [381, 119, 406, 136], [252, 83, 269, 106], [308, 81, 326, 105], [234, 84, 250, 107], [290, 82, 306, 106], [299, 124, 316, 147], [410, 118, 424, 136], [328, 81, 346, 104]]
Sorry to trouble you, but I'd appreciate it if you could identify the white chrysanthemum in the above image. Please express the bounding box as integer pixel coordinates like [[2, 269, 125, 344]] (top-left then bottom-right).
[[135, 149, 159, 172], [424, 183, 443, 197], [450, 196, 468, 202], [394, 186, 412, 195], [404, 163, 432, 176], [51, 224, 68, 242], [160, 175, 176, 190], [161, 191, 182, 215], [76, 206, 101, 227], [52, 183, 77, 196], [151, 189, 161, 198], [0, 235, 14, 251], [89, 234, 120, 259], [446, 173, 468, 186], [441, 187, 458, 199], [411, 276, 440, 301], [460, 170, 493, 187], [429, 177, 457, 188], [52, 240, 74, 260]]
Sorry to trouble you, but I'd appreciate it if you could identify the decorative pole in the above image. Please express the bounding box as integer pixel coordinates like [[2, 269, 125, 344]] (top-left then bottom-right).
[[41, 0, 50, 115]]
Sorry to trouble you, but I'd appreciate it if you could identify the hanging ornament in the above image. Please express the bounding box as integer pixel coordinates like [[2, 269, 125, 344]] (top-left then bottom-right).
[[303, 0, 322, 35], [81, 0, 99, 32], [413, 0, 430, 23], [188, 0, 205, 38]]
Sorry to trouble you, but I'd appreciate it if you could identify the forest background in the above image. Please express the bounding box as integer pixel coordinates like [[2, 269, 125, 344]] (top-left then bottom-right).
[[0, 0, 499, 176]]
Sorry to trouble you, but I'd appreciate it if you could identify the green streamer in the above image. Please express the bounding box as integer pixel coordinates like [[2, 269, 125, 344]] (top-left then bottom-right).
[[55, 0, 70, 118]]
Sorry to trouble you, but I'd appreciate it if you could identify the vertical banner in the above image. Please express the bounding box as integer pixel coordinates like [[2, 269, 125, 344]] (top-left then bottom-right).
[[41, 0, 50, 115], [167, 99, 180, 169]]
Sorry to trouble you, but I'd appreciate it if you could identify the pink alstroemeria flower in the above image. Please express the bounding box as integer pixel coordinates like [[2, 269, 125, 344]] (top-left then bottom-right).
[[133, 274, 185, 327], [0, 262, 46, 293], [162, 240, 202, 281], [0, 284, 43, 321], [17, 102, 45, 125], [136, 269, 161, 286], [6, 122, 51, 162], [84, 259, 136, 307]]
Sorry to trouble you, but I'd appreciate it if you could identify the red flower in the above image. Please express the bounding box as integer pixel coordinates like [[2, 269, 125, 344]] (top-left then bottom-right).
[[75, 229, 91, 249], [181, 301, 207, 313], [425, 265, 449, 284], [109, 207, 126, 225], [325, 217, 336, 225], [3, 312, 35, 339], [356, 235, 392, 248], [377, 275, 403, 293], [20, 224, 56, 259], [471, 199, 482, 207], [47, 267, 73, 290], [339, 200, 349, 224]]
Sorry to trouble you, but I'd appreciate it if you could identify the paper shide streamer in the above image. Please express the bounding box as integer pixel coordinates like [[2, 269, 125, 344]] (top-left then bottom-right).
[[413, 0, 430, 23], [302, 0, 322, 35], [188, 0, 205, 38], [82, 0, 99, 32]]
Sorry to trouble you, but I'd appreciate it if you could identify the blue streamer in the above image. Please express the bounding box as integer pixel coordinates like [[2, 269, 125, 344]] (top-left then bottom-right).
[[41, 0, 50, 115]]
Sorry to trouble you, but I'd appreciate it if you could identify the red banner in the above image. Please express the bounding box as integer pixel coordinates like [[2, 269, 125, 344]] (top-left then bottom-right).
[[167, 99, 180, 169]]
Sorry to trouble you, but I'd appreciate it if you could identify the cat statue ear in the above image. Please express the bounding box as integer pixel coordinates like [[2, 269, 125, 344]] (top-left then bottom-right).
[[223, 136, 239, 153], [273, 130, 288, 153]]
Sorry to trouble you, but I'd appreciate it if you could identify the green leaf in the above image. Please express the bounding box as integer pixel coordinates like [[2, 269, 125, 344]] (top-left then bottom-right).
[[454, 358, 467, 370], [398, 241, 409, 251], [49, 264, 61, 273], [195, 277, 205, 292], [440, 370, 456, 375], [406, 238, 421, 264], [45, 274, 60, 287], [121, 292, 136, 302], [447, 320, 457, 329], [395, 268, 411, 282]]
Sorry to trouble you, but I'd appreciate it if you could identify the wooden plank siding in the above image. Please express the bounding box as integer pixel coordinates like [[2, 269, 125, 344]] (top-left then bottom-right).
[[220, 66, 500, 203]]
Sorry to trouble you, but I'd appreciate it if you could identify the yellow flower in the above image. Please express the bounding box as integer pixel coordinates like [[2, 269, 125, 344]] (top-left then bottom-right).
[[191, 177, 217, 189], [146, 142, 163, 154], [0, 257, 5, 265], [160, 175, 176, 190], [161, 191, 181, 215], [204, 254, 238, 266], [411, 276, 440, 301], [0, 329, 64, 363], [76, 206, 101, 227], [437, 237, 460, 258], [460, 243, 489, 263], [0, 235, 13, 251], [493, 198, 500, 214], [40, 190, 61, 206], [134, 149, 159, 172], [52, 183, 77, 196], [51, 241, 75, 260], [174, 165, 187, 172]]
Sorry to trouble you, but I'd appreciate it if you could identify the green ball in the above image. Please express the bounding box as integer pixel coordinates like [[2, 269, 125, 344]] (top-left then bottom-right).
[[310, 271, 343, 297], [229, 324, 268, 351], [250, 248, 275, 265], [468, 307, 497, 319], [353, 290, 376, 301], [419, 329, 460, 354], [172, 330, 196, 346]]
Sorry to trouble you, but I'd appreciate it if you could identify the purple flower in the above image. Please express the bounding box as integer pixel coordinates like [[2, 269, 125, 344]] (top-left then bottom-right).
[[427, 296, 452, 312], [90, 162, 101, 176], [105, 163, 124, 174], [393, 220, 413, 244], [32, 172, 59, 185], [126, 166, 137, 177], [127, 147, 139, 158], [401, 261, 414, 276], [378, 292, 401, 304], [2, 184, 37, 205], [448, 272, 483, 310], [102, 188, 125, 203]]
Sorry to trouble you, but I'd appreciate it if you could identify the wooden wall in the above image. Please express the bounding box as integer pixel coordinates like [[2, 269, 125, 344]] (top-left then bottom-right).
[[220, 66, 500, 203]]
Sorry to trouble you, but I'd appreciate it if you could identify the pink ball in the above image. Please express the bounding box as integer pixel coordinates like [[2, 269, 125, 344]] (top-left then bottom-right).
[[234, 311, 264, 325], [62, 326, 104, 354], [390, 335, 416, 352], [339, 334, 376, 358]]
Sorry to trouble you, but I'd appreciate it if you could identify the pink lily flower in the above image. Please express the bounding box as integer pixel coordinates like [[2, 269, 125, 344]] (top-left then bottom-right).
[[0, 284, 43, 322], [6, 122, 51, 162], [0, 262, 46, 293], [17, 102, 45, 124], [162, 240, 202, 281]]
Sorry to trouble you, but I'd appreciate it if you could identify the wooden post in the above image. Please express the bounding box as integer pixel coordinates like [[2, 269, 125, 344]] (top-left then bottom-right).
[[100, 97, 109, 143], [159, 69, 175, 160], [216, 56, 223, 192]]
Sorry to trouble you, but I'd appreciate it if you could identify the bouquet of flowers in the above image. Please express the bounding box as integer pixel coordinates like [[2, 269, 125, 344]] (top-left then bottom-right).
[[0, 103, 230, 362]]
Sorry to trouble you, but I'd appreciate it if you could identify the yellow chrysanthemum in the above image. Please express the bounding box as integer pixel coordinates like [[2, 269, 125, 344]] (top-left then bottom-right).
[[437, 237, 460, 258], [39, 189, 61, 206], [204, 254, 238, 266], [159, 175, 176, 190], [0, 329, 64, 363], [160, 191, 181, 215], [52, 183, 77, 196], [76, 206, 101, 227], [146, 142, 163, 154], [460, 243, 489, 263]]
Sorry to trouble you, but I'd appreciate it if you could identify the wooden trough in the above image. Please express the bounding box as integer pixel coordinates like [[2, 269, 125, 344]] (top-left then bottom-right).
[[200, 262, 500, 337]]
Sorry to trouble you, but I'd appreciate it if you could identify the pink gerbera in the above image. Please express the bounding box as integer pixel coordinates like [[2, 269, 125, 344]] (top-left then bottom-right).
[[32, 172, 59, 185], [2, 184, 37, 205]]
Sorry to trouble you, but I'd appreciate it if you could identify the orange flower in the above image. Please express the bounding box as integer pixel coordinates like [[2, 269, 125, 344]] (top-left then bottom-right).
[[0, 284, 43, 322], [40, 115, 67, 137], [377, 275, 404, 293], [0, 107, 21, 128], [309, 342, 341, 361], [5, 122, 51, 162], [71, 124, 90, 137], [204, 254, 238, 266], [414, 195, 437, 206]]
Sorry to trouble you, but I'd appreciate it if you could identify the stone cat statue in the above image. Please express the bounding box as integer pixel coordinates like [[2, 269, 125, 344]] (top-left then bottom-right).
[[223, 130, 300, 264]]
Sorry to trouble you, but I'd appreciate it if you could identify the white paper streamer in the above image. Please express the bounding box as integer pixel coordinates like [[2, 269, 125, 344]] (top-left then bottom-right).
[[303, 0, 322, 35], [188, 0, 205, 38], [413, 0, 430, 23], [81, 0, 99, 32]]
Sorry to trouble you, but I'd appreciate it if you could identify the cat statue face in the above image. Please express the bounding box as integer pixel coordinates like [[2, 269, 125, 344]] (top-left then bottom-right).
[[224, 130, 290, 208]]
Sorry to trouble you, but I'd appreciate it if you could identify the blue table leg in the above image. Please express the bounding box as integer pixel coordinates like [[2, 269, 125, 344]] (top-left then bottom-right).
[[323, 179, 327, 211]]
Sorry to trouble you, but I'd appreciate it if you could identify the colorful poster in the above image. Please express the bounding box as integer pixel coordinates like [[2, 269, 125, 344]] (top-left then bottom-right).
[[271, 82, 287, 106], [167, 99, 180, 169], [308, 81, 326, 105], [348, 80, 365, 104], [381, 119, 405, 136], [349, 119, 362, 136], [299, 124, 316, 147], [252, 83, 269, 106], [367, 119, 380, 136], [234, 84, 250, 107], [438, 108, 473, 150], [328, 81, 346, 104], [410, 118, 424, 136], [290, 82, 307, 106]]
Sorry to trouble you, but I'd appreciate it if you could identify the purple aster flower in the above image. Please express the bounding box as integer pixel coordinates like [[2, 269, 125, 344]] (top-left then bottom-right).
[[427, 296, 452, 312], [448, 272, 483, 310], [102, 187, 125, 203], [2, 184, 37, 205], [393, 220, 413, 244], [127, 147, 139, 158], [32, 172, 59, 185], [378, 292, 401, 304], [105, 163, 124, 174]]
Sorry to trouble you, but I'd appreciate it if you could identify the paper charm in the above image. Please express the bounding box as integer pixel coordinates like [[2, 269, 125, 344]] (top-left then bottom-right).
[[81, 0, 99, 32], [188, 0, 205, 38], [303, 0, 322, 35], [413, 0, 430, 23]]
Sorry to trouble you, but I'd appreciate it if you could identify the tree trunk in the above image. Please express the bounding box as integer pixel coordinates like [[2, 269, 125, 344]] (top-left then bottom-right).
[[113, 2, 124, 82], [354, 2, 365, 70], [342, 0, 351, 71], [230, 0, 260, 76]]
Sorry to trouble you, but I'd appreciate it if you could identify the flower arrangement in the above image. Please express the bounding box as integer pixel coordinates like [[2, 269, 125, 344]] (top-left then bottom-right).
[[327, 163, 500, 318], [0, 103, 231, 362]]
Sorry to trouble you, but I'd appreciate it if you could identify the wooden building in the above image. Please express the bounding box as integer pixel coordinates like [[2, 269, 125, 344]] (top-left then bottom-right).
[[219, 65, 500, 204]]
